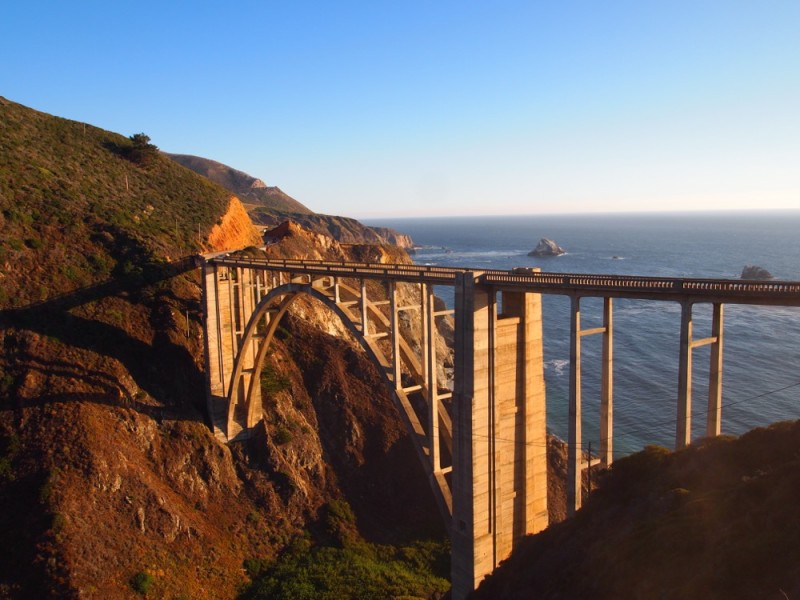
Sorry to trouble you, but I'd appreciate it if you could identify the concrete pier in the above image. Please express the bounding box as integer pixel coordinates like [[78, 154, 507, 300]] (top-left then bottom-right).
[[451, 274, 548, 598]]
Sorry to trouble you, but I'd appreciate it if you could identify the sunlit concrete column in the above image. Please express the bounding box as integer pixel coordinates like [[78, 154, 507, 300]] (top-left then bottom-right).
[[425, 284, 441, 473], [676, 301, 693, 449], [452, 272, 490, 600], [452, 273, 548, 600], [706, 303, 724, 437], [500, 289, 548, 540], [389, 281, 401, 389], [600, 297, 614, 467], [360, 279, 369, 334], [420, 283, 430, 387], [567, 295, 582, 515], [202, 261, 223, 397]]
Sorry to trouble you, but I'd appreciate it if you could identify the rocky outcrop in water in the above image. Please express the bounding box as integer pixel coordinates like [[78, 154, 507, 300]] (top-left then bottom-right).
[[528, 239, 566, 257], [741, 265, 773, 280]]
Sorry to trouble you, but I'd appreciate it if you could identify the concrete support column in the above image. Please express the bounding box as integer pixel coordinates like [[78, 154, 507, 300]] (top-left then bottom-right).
[[425, 284, 441, 472], [420, 283, 430, 387], [223, 268, 237, 398], [677, 302, 694, 449], [360, 279, 369, 335], [452, 273, 489, 600], [238, 267, 261, 432], [567, 295, 582, 515], [202, 262, 223, 397], [452, 273, 548, 600], [600, 297, 614, 467], [706, 303, 724, 437], [389, 281, 401, 389]]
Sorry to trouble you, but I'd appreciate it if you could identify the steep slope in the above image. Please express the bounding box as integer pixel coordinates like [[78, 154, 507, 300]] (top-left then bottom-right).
[[472, 422, 800, 600], [0, 96, 263, 307], [167, 153, 313, 215], [166, 152, 414, 248], [258, 210, 415, 248], [0, 98, 444, 598]]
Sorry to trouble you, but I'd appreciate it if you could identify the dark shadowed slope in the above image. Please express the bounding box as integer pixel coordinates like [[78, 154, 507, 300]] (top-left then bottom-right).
[[472, 421, 800, 600]]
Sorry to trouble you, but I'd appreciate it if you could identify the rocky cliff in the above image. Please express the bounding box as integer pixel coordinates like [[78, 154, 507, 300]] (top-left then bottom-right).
[[206, 197, 263, 252], [166, 153, 414, 248]]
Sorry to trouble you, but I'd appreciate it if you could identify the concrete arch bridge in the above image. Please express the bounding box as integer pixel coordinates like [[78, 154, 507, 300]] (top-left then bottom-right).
[[200, 253, 800, 599]]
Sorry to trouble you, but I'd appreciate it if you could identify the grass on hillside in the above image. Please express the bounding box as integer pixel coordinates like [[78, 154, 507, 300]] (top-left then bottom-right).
[[0, 97, 232, 307], [240, 499, 450, 600]]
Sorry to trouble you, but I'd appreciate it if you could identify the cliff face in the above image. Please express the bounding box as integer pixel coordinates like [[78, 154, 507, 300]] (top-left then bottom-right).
[[206, 196, 263, 252], [255, 210, 415, 248], [166, 152, 414, 249]]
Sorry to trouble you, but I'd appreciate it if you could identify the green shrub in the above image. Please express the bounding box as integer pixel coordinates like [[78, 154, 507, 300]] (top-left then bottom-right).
[[240, 537, 450, 600], [261, 364, 291, 395], [130, 571, 154, 595], [274, 426, 293, 445], [126, 133, 159, 166], [0, 432, 20, 481], [244, 558, 271, 578]]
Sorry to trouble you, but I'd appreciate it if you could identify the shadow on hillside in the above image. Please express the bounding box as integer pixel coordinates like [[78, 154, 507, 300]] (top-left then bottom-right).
[[3, 255, 198, 314], [7, 352, 190, 422], [0, 258, 207, 424]]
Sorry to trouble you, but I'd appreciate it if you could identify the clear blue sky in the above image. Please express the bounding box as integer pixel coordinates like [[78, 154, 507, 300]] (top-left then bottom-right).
[[3, 1, 799, 218]]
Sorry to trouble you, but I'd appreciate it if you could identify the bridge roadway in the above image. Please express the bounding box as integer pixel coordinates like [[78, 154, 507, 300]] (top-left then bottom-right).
[[210, 255, 800, 306], [201, 254, 800, 599]]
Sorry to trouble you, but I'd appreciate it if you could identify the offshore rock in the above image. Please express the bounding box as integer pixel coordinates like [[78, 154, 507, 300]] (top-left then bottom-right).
[[528, 238, 566, 257], [741, 265, 773, 280]]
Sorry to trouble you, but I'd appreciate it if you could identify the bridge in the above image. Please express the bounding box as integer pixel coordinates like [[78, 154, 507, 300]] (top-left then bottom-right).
[[199, 254, 800, 599]]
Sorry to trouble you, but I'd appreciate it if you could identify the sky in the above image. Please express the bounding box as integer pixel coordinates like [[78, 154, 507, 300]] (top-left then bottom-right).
[[2, 1, 799, 218]]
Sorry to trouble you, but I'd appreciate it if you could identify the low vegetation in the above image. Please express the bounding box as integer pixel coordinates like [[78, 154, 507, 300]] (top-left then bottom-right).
[[0, 97, 231, 307], [240, 500, 450, 600]]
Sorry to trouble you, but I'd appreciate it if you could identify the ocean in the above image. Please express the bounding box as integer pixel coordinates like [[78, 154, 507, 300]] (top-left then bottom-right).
[[364, 211, 800, 456]]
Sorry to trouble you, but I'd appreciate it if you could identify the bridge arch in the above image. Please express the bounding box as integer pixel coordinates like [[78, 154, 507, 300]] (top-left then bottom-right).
[[224, 280, 453, 523], [201, 256, 554, 598]]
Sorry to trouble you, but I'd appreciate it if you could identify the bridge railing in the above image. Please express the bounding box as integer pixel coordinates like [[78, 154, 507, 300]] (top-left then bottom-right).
[[480, 270, 800, 303], [203, 255, 800, 305], [208, 255, 468, 285]]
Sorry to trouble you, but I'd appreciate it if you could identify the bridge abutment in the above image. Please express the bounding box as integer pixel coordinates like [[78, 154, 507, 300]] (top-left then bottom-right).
[[452, 273, 548, 599]]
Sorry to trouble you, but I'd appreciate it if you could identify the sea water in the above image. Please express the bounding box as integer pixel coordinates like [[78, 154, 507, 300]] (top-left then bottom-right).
[[364, 211, 800, 456]]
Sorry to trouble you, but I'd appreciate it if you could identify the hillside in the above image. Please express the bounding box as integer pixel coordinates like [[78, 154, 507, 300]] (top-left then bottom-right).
[[0, 97, 263, 308], [167, 153, 313, 216], [472, 421, 800, 600], [0, 98, 445, 598], [167, 152, 414, 248]]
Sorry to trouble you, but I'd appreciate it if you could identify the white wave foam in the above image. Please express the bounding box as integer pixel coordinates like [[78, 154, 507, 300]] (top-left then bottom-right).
[[545, 359, 569, 376]]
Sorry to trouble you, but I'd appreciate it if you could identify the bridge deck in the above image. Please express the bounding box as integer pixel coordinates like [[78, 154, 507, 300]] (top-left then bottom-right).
[[207, 256, 800, 306]]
